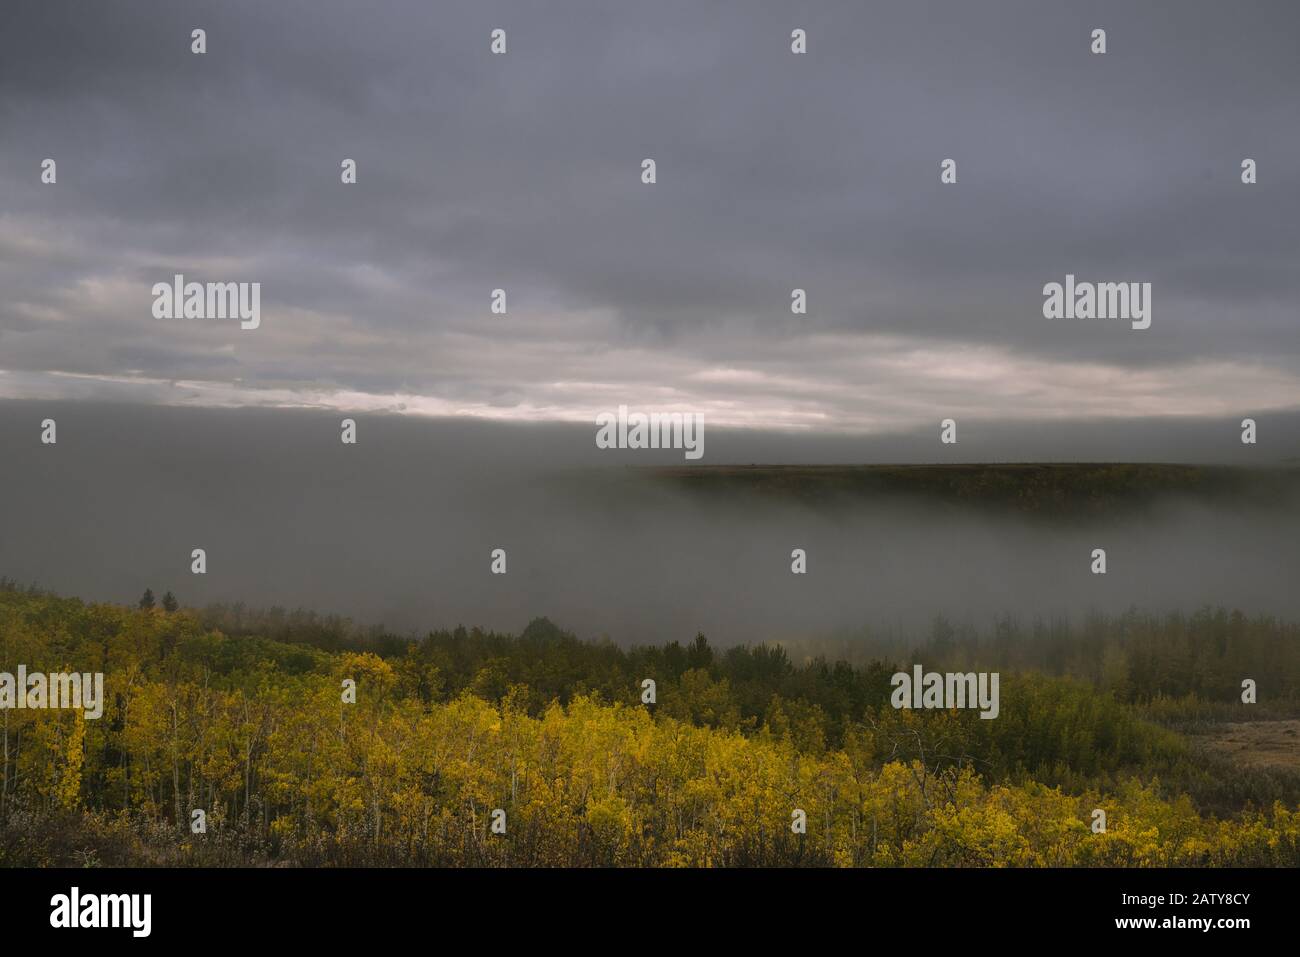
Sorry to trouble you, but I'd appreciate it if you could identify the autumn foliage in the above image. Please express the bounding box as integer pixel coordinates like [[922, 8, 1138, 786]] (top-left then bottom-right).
[[0, 584, 1296, 867]]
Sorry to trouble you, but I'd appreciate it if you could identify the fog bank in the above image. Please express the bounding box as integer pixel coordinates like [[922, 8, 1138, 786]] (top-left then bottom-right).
[[1, 400, 1296, 644]]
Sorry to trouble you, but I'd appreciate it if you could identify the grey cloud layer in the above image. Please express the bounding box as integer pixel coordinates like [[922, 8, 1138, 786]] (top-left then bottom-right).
[[1, 0, 1297, 429]]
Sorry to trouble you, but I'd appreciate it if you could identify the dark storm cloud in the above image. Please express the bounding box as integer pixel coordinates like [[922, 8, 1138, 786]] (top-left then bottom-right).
[[0, 0, 1297, 427]]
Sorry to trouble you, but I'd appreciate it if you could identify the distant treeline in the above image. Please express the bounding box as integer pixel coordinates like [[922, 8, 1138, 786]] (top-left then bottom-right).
[[194, 596, 1300, 726], [637, 463, 1300, 519]]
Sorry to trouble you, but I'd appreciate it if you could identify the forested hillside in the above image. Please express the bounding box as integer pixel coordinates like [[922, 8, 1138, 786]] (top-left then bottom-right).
[[1, 583, 1296, 867]]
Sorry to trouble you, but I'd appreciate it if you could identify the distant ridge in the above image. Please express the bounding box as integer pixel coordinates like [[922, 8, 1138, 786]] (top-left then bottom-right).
[[626, 462, 1300, 518]]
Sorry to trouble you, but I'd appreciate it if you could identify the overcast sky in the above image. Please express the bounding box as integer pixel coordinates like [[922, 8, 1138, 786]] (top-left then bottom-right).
[[1, 0, 1297, 435]]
